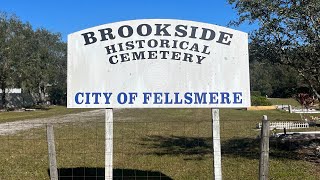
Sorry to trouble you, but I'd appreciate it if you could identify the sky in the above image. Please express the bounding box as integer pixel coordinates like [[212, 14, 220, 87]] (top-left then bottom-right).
[[0, 0, 255, 42]]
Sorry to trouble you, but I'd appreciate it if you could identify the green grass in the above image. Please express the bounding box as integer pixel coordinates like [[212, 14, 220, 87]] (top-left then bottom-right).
[[0, 106, 93, 123], [268, 98, 301, 107], [0, 108, 319, 179]]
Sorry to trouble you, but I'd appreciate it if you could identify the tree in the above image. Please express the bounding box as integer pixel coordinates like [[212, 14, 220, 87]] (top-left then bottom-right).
[[0, 13, 25, 108], [0, 12, 67, 109], [228, 0, 320, 99]]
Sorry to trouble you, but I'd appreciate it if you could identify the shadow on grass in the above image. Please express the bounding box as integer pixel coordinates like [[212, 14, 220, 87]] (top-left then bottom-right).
[[221, 138, 299, 160], [49, 168, 173, 180], [140, 135, 300, 161], [140, 135, 212, 160]]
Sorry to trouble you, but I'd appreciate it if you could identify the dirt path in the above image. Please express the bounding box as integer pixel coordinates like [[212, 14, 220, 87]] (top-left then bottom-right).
[[0, 109, 107, 135]]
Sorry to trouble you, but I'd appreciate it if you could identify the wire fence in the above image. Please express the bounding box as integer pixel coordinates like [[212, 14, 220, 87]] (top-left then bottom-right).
[[0, 109, 319, 179]]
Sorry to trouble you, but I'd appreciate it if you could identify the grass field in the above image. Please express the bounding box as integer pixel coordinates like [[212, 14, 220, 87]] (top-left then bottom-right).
[[0, 108, 319, 179], [268, 98, 301, 107]]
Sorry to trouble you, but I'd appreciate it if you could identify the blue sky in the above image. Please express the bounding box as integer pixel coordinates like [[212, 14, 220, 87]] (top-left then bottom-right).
[[0, 0, 255, 41]]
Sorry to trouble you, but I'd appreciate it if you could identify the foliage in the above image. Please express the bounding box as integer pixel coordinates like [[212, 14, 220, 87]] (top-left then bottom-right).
[[250, 91, 261, 97], [228, 0, 320, 99], [0, 12, 67, 108], [251, 95, 272, 106], [295, 93, 316, 109], [250, 61, 300, 97]]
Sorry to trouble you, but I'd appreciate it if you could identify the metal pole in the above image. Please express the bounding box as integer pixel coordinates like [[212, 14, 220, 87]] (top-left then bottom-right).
[[105, 109, 113, 180], [47, 124, 58, 180], [212, 109, 222, 180], [259, 115, 270, 180]]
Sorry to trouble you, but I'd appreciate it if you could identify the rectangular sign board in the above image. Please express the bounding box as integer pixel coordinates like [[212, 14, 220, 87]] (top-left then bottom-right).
[[67, 19, 250, 108]]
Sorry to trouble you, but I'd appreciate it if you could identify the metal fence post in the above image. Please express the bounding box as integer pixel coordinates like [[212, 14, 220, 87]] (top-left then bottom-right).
[[259, 115, 270, 180]]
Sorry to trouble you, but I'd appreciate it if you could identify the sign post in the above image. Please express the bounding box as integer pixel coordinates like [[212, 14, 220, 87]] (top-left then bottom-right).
[[67, 19, 250, 179], [212, 109, 222, 180], [105, 109, 113, 179]]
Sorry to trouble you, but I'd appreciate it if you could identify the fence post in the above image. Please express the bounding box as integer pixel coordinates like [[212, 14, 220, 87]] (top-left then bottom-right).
[[259, 115, 270, 180], [47, 124, 58, 180], [105, 109, 113, 180], [288, 105, 292, 113], [212, 109, 222, 180]]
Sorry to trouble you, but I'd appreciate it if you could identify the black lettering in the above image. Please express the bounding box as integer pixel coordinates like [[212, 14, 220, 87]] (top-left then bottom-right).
[[189, 26, 198, 39], [125, 41, 134, 50], [159, 51, 170, 59], [155, 24, 171, 36], [189, 43, 199, 52], [118, 25, 133, 38], [120, 53, 130, 62], [105, 44, 117, 54], [179, 41, 189, 50], [81, 32, 97, 45], [109, 55, 118, 64], [175, 25, 187, 37], [137, 24, 152, 36], [132, 51, 146, 60], [135, 40, 146, 48], [148, 51, 157, 59], [182, 53, 193, 62], [172, 40, 178, 48], [147, 39, 158, 48], [171, 51, 181, 60], [200, 28, 215, 40], [160, 39, 170, 48], [118, 43, 124, 52], [201, 45, 211, 55], [99, 28, 115, 41], [217, 31, 233, 45], [196, 55, 205, 64]]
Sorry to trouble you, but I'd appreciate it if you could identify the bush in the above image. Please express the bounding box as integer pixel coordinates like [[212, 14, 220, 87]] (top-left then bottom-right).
[[251, 96, 272, 106], [251, 91, 262, 97]]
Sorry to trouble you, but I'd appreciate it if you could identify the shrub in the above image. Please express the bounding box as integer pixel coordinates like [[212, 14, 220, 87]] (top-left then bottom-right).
[[251, 91, 261, 97], [251, 96, 272, 106]]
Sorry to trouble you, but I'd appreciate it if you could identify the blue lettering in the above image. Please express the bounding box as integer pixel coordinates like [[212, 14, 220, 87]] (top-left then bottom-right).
[[174, 92, 183, 104], [209, 92, 218, 104], [194, 92, 207, 104], [220, 92, 231, 104], [154, 92, 163, 104], [85, 92, 90, 104], [233, 92, 243, 104], [92, 92, 101, 104], [103, 93, 112, 104], [164, 92, 173, 104], [184, 92, 193, 104], [128, 92, 138, 104], [75, 92, 84, 104], [117, 92, 127, 104], [143, 92, 152, 104]]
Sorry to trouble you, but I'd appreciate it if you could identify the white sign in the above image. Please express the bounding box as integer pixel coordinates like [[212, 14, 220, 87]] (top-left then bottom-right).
[[67, 19, 250, 108]]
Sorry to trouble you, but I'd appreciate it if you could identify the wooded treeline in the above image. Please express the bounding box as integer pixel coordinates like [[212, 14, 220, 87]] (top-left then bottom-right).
[[0, 12, 66, 109], [228, 0, 320, 99], [1, 0, 320, 109]]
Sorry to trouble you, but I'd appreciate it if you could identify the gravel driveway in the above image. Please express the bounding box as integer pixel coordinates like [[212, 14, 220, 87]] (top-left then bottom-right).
[[0, 109, 106, 135]]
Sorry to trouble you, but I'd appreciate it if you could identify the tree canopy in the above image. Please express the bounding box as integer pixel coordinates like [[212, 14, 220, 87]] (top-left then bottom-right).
[[228, 0, 320, 99], [0, 12, 67, 108]]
